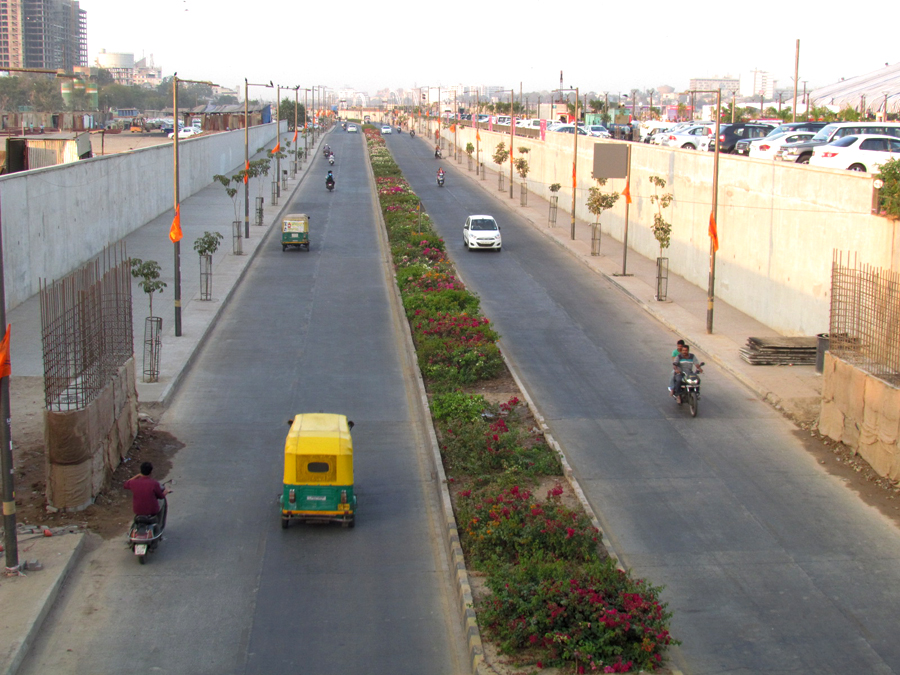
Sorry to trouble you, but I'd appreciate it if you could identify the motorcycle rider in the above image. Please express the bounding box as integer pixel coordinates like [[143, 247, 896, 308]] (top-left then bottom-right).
[[670, 343, 702, 404], [437, 167, 445, 183], [434, 144, 441, 159], [124, 462, 169, 530], [326, 170, 335, 188]]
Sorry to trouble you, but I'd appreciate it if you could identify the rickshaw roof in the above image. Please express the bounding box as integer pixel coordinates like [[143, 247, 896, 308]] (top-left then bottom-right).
[[282, 214, 309, 232], [286, 413, 353, 456]]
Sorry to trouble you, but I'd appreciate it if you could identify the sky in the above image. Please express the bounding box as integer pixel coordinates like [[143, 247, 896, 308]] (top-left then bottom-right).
[[83, 0, 896, 100]]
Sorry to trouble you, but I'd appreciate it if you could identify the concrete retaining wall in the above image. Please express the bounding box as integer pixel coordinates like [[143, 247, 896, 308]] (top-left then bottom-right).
[[819, 352, 900, 480], [438, 122, 900, 336], [0, 122, 284, 311]]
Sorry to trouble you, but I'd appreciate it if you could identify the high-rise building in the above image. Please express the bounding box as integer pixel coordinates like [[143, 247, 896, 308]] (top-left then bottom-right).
[[0, 0, 87, 71]]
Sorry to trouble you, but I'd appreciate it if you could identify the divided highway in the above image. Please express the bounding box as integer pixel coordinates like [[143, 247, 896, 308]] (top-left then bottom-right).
[[388, 131, 900, 674], [19, 130, 467, 675]]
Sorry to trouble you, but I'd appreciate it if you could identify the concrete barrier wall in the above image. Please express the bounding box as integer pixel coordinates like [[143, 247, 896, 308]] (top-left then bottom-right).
[[819, 352, 900, 480], [438, 122, 900, 336], [0, 122, 284, 311]]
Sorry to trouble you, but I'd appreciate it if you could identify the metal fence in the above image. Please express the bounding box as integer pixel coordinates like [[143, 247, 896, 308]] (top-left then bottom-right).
[[40, 243, 134, 411], [829, 250, 900, 385]]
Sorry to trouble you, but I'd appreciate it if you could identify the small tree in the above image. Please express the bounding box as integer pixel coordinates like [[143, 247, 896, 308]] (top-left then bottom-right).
[[492, 142, 509, 167], [193, 231, 224, 257], [586, 177, 620, 223], [130, 258, 167, 317], [876, 158, 900, 219], [649, 176, 674, 256], [213, 173, 242, 221], [514, 147, 530, 179], [465, 142, 475, 157], [549, 183, 561, 193]]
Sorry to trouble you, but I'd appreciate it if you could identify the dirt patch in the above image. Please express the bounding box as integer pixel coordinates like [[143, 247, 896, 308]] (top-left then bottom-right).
[[9, 376, 183, 539]]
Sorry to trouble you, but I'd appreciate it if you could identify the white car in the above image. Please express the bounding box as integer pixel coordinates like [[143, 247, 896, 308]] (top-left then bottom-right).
[[748, 131, 816, 160], [552, 124, 591, 136], [347, 125, 359, 133], [809, 134, 900, 173], [661, 124, 714, 150], [463, 215, 502, 251], [651, 121, 709, 145], [587, 125, 611, 138], [168, 127, 199, 139], [381, 125, 392, 135]]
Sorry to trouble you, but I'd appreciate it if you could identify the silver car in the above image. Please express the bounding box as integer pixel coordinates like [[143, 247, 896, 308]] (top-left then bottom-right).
[[463, 215, 502, 251]]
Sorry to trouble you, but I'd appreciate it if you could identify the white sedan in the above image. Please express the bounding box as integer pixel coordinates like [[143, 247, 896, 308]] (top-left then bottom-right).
[[381, 125, 392, 135], [347, 125, 359, 133], [463, 215, 502, 251], [748, 131, 816, 160], [809, 135, 900, 173], [661, 124, 714, 150], [168, 127, 200, 139]]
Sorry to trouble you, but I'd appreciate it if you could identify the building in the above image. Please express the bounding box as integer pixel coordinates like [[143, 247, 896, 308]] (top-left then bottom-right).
[[741, 69, 773, 98], [0, 0, 87, 71], [95, 49, 133, 85], [689, 76, 740, 96], [133, 55, 162, 88]]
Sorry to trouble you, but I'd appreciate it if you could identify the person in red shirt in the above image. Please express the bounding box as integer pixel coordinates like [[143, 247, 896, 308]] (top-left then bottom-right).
[[124, 462, 170, 529]]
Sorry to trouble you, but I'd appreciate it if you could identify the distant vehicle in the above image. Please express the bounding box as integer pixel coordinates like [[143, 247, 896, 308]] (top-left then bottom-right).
[[661, 124, 714, 149], [809, 135, 900, 173], [747, 131, 817, 160], [777, 122, 900, 164], [587, 125, 611, 138], [347, 125, 359, 133], [168, 127, 200, 139], [381, 125, 392, 135], [710, 122, 776, 154]]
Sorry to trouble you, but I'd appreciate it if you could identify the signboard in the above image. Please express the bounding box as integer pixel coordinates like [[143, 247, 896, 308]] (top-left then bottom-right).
[[592, 144, 629, 179]]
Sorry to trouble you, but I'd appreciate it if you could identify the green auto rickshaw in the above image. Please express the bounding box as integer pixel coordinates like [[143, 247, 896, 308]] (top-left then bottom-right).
[[282, 213, 309, 251], [281, 413, 356, 528]]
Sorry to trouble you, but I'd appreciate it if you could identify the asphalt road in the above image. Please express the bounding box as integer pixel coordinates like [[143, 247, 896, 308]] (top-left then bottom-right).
[[19, 130, 467, 675], [389, 132, 900, 674]]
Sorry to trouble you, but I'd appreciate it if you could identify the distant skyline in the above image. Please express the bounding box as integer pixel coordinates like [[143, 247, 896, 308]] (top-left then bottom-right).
[[83, 0, 896, 99]]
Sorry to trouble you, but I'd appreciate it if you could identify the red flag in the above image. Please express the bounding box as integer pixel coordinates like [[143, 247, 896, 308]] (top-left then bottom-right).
[[450, 124, 456, 133], [169, 205, 182, 243], [709, 212, 719, 252], [572, 162, 577, 190], [272, 141, 281, 153], [622, 181, 632, 204], [292, 129, 298, 143], [0, 324, 10, 379], [244, 160, 250, 184]]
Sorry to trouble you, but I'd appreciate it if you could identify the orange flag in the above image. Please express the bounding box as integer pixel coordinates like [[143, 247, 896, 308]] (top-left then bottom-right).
[[709, 212, 719, 252], [572, 162, 577, 189], [476, 131, 481, 142], [0, 324, 10, 379], [169, 205, 182, 243], [450, 124, 456, 133], [622, 180, 632, 204], [292, 129, 298, 143], [273, 141, 281, 153], [244, 160, 250, 184]]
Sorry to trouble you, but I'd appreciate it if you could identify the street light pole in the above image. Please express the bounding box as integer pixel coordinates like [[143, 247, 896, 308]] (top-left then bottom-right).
[[509, 89, 515, 199], [244, 80, 273, 238], [556, 86, 580, 240]]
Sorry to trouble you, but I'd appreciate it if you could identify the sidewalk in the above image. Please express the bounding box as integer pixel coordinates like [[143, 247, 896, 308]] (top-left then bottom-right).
[[439, 139, 823, 425], [0, 127, 327, 675]]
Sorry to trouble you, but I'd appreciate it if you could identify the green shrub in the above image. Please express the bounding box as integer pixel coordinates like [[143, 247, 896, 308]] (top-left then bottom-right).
[[431, 391, 488, 422], [877, 158, 900, 218], [403, 289, 481, 318]]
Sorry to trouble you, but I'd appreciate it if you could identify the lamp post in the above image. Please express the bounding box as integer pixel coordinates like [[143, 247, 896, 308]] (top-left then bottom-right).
[[244, 79, 273, 238], [509, 89, 515, 198], [293, 85, 300, 168], [301, 88, 310, 160], [172, 74, 216, 338], [556, 86, 579, 240], [685, 88, 723, 333]]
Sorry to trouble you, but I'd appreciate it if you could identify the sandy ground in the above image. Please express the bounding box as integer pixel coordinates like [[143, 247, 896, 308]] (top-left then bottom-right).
[[89, 130, 181, 156]]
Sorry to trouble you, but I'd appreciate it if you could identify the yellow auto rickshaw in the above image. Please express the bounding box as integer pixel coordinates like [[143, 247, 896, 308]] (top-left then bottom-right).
[[281, 213, 310, 251], [281, 413, 356, 528]]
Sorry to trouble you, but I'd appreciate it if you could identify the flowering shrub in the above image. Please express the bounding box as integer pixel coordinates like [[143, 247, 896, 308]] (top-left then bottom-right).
[[457, 484, 600, 567], [481, 553, 676, 673]]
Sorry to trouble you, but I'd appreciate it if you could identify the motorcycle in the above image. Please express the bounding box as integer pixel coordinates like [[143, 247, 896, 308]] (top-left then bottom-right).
[[410, 130, 415, 138], [437, 173, 445, 187], [128, 485, 171, 564], [673, 362, 704, 417], [434, 148, 442, 159], [328, 155, 335, 165], [326, 178, 335, 192]]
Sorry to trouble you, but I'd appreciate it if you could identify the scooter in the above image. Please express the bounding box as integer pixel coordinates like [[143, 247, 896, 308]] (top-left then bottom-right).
[[328, 155, 335, 165], [673, 362, 704, 417], [410, 130, 415, 138], [326, 178, 335, 192], [434, 148, 442, 159], [128, 486, 171, 564], [437, 173, 445, 187]]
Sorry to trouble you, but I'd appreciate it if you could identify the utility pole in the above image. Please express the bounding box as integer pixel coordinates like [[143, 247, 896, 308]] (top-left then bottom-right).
[[792, 39, 800, 122]]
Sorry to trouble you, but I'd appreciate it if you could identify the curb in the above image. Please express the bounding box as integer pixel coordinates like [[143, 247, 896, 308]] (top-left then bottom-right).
[[4, 533, 85, 675]]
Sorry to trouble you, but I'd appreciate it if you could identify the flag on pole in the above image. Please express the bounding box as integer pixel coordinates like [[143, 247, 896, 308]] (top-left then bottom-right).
[[572, 163, 577, 190], [476, 131, 481, 142], [273, 141, 281, 153], [244, 160, 250, 184], [622, 180, 632, 204], [292, 129, 298, 143], [709, 212, 719, 252], [169, 205, 182, 243], [0, 324, 11, 378], [450, 124, 456, 133]]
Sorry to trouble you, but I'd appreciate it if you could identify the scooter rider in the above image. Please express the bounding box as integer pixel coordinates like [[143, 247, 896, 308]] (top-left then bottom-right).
[[437, 167, 445, 181], [434, 144, 441, 158], [124, 462, 169, 530], [669, 344, 702, 403], [326, 170, 335, 187]]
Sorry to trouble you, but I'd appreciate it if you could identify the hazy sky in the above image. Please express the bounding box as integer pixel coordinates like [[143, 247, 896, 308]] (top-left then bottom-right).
[[84, 0, 895, 98]]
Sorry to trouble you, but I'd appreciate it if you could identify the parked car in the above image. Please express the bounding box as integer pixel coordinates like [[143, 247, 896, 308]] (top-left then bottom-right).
[[641, 122, 675, 143], [710, 122, 776, 154], [553, 124, 591, 136], [809, 135, 900, 173], [463, 215, 502, 251], [587, 125, 611, 138], [168, 127, 199, 139], [777, 122, 900, 164], [653, 121, 713, 145], [661, 124, 714, 150], [747, 131, 817, 160]]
